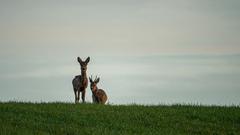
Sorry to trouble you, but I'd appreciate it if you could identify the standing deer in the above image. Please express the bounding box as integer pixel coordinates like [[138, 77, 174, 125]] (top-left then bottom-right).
[[89, 76, 108, 104], [72, 57, 90, 103]]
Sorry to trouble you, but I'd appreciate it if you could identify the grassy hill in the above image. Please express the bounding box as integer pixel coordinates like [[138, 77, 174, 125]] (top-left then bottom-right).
[[0, 102, 239, 135]]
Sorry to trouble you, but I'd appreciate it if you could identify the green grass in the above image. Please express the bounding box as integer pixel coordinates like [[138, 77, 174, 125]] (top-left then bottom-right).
[[0, 102, 239, 135]]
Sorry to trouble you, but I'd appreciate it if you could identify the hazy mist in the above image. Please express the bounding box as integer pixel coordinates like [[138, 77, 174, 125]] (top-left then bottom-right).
[[0, 0, 240, 105]]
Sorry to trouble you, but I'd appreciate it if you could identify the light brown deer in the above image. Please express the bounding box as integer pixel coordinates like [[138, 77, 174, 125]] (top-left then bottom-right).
[[89, 76, 108, 104], [72, 57, 90, 103]]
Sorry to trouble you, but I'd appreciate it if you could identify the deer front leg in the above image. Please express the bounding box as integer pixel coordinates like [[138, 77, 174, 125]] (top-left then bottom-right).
[[92, 95, 97, 103], [81, 90, 86, 103], [77, 90, 80, 103]]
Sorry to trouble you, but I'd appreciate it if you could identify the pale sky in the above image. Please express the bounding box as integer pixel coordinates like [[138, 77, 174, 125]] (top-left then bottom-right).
[[0, 0, 240, 105], [1, 0, 240, 57]]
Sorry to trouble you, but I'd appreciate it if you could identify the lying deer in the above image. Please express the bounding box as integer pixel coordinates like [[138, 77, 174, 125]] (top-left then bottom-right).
[[72, 57, 90, 103], [89, 76, 108, 104]]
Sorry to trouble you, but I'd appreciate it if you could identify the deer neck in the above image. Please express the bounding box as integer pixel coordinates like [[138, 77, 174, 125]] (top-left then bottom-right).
[[92, 87, 98, 94], [81, 70, 87, 82]]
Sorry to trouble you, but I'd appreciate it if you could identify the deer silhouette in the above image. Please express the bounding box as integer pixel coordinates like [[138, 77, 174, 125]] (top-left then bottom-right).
[[89, 76, 108, 104], [72, 57, 90, 103]]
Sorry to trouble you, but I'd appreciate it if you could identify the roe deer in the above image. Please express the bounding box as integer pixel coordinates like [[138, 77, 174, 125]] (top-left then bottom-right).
[[89, 76, 108, 104], [72, 57, 90, 103]]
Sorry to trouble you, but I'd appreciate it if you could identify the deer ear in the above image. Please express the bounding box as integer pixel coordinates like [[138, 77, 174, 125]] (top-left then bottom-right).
[[89, 77, 93, 83], [77, 57, 83, 64], [95, 77, 100, 83], [85, 57, 90, 64]]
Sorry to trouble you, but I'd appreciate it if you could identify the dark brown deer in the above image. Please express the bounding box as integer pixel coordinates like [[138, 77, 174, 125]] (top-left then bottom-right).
[[89, 76, 108, 104], [72, 57, 90, 103]]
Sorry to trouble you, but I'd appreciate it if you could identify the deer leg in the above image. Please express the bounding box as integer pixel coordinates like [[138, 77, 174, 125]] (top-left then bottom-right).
[[74, 89, 78, 104], [92, 95, 97, 103], [77, 90, 80, 103], [96, 96, 100, 104], [81, 90, 86, 103]]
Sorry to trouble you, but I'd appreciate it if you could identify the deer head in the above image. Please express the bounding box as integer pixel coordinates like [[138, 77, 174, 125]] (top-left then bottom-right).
[[89, 76, 100, 92], [77, 57, 90, 72]]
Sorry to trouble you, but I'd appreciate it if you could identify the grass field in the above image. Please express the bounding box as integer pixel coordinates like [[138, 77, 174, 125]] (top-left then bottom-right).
[[0, 102, 239, 135]]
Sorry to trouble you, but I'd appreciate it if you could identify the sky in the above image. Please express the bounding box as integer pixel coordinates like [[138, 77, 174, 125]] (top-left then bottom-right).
[[0, 0, 240, 105]]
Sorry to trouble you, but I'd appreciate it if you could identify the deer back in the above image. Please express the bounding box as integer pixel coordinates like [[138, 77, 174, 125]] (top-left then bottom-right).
[[94, 89, 108, 104]]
